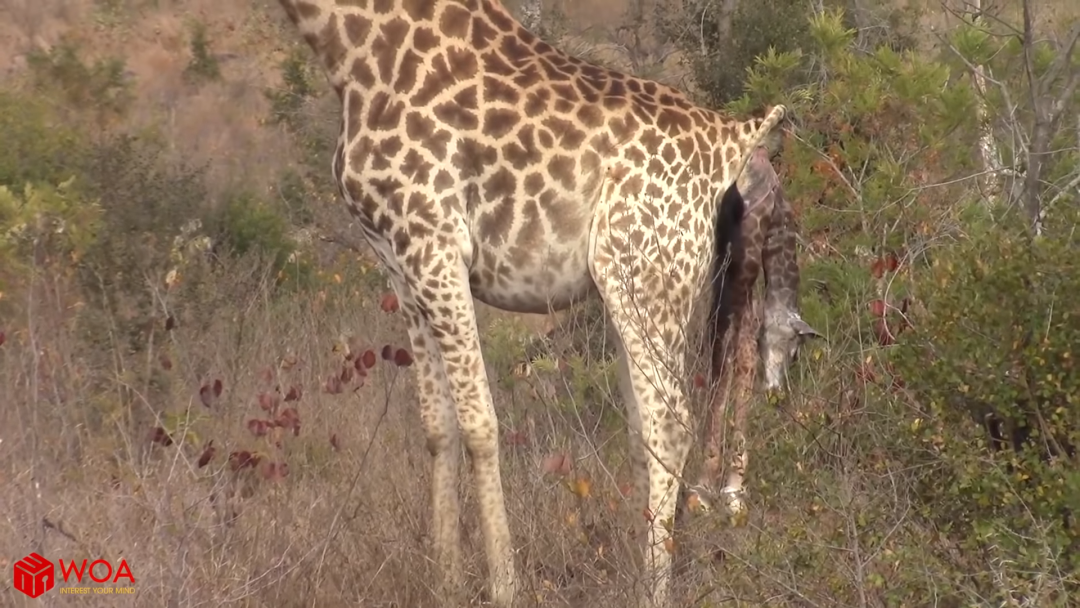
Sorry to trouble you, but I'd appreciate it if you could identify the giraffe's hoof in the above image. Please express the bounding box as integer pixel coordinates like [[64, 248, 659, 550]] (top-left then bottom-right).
[[686, 485, 715, 515], [721, 487, 748, 525]]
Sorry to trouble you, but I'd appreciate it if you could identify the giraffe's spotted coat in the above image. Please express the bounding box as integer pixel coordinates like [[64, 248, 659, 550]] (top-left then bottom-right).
[[277, 1, 810, 606]]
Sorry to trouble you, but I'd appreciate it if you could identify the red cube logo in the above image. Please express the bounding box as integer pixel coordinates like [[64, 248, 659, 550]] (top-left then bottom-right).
[[14, 552, 55, 598]]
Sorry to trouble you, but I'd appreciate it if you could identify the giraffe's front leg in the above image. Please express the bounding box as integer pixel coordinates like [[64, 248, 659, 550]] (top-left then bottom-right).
[[398, 254, 518, 608], [395, 294, 465, 597]]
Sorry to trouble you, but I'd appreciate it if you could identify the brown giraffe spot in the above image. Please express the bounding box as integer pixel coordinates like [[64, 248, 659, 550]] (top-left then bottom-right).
[[434, 99, 479, 131], [345, 90, 365, 141], [483, 108, 520, 139], [411, 55, 452, 106], [350, 58, 376, 88], [542, 116, 586, 149], [478, 200, 515, 247], [500, 35, 532, 66], [366, 91, 405, 131], [405, 112, 451, 160], [401, 0, 436, 21], [482, 167, 516, 203], [485, 1, 516, 31], [619, 175, 645, 199], [658, 108, 692, 136], [392, 228, 411, 256], [372, 0, 394, 14], [547, 155, 576, 191], [470, 16, 499, 49], [606, 165, 630, 183], [522, 89, 549, 117], [624, 147, 646, 167], [439, 4, 471, 39], [396, 50, 423, 94], [538, 58, 568, 82], [447, 46, 479, 79], [452, 139, 497, 177], [573, 78, 600, 104], [537, 129, 554, 149], [608, 114, 640, 142], [406, 192, 439, 228], [576, 104, 604, 129], [523, 173, 544, 196], [452, 86, 478, 110], [480, 51, 514, 76], [432, 169, 454, 193], [553, 99, 574, 114], [645, 182, 664, 201], [550, 82, 578, 102], [373, 19, 410, 84], [482, 75, 520, 104], [401, 149, 431, 183], [512, 64, 543, 89], [413, 27, 440, 53], [342, 13, 372, 47]]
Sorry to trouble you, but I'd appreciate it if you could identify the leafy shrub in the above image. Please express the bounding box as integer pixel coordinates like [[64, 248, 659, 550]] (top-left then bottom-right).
[[184, 20, 221, 83]]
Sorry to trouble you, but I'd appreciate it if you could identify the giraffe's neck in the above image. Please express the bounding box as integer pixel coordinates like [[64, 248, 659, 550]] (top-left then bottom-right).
[[278, 0, 516, 95]]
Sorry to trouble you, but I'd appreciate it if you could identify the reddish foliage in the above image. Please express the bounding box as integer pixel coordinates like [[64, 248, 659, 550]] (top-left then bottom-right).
[[885, 252, 899, 272], [198, 384, 214, 408], [258, 367, 275, 385], [324, 375, 343, 394], [619, 482, 634, 497], [213, 379, 223, 397], [276, 407, 301, 436], [247, 418, 271, 437], [340, 365, 354, 383], [159, 354, 172, 371], [164, 315, 176, 331], [261, 461, 289, 482], [330, 433, 341, 451], [229, 450, 261, 471], [868, 299, 887, 317], [873, 319, 895, 346], [284, 385, 302, 402], [0, 330, 6, 347], [197, 441, 216, 468], [257, 391, 279, 413], [540, 452, 572, 476], [360, 349, 377, 369], [870, 257, 886, 279], [393, 348, 414, 367], [692, 373, 706, 389], [381, 344, 394, 361], [380, 292, 400, 313], [503, 430, 528, 446], [149, 427, 173, 447]]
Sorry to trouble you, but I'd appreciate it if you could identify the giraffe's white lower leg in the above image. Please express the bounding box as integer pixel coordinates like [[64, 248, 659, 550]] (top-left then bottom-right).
[[720, 430, 748, 519]]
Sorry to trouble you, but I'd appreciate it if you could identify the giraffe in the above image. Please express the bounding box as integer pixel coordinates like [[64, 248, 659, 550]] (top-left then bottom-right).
[[694, 146, 821, 517], [275, 0, 797, 605]]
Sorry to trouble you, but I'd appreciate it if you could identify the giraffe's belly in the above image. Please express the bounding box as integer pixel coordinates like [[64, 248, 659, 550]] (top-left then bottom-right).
[[466, 236, 596, 315]]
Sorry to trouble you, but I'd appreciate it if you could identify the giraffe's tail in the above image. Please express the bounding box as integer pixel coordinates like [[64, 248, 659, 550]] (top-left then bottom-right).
[[707, 182, 747, 372]]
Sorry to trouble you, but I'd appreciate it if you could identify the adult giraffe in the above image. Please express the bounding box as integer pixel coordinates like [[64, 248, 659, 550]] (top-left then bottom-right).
[[274, 0, 813, 605]]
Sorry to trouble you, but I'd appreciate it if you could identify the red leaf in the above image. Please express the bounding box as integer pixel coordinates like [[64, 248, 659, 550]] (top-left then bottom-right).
[[199, 384, 214, 408], [885, 252, 899, 272], [247, 418, 270, 437], [873, 318, 895, 346], [259, 367, 275, 385], [0, 330, 6, 347], [257, 392, 279, 413], [165, 315, 176, 331], [229, 450, 260, 471], [197, 441, 216, 468], [870, 257, 886, 279], [393, 348, 414, 367], [330, 433, 340, 451], [380, 292, 400, 313], [360, 349, 377, 369], [261, 461, 289, 482], [213, 378, 223, 397], [159, 354, 173, 371], [324, 375, 343, 394], [276, 407, 301, 436], [340, 365, 354, 383], [540, 452, 572, 476], [149, 426, 173, 447], [868, 299, 887, 317], [284, 385, 302, 402], [503, 430, 528, 446], [381, 344, 394, 361], [692, 373, 706, 389]]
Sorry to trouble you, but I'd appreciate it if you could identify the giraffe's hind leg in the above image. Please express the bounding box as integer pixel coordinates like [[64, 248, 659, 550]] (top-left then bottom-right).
[[386, 255, 518, 607], [589, 198, 697, 607]]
